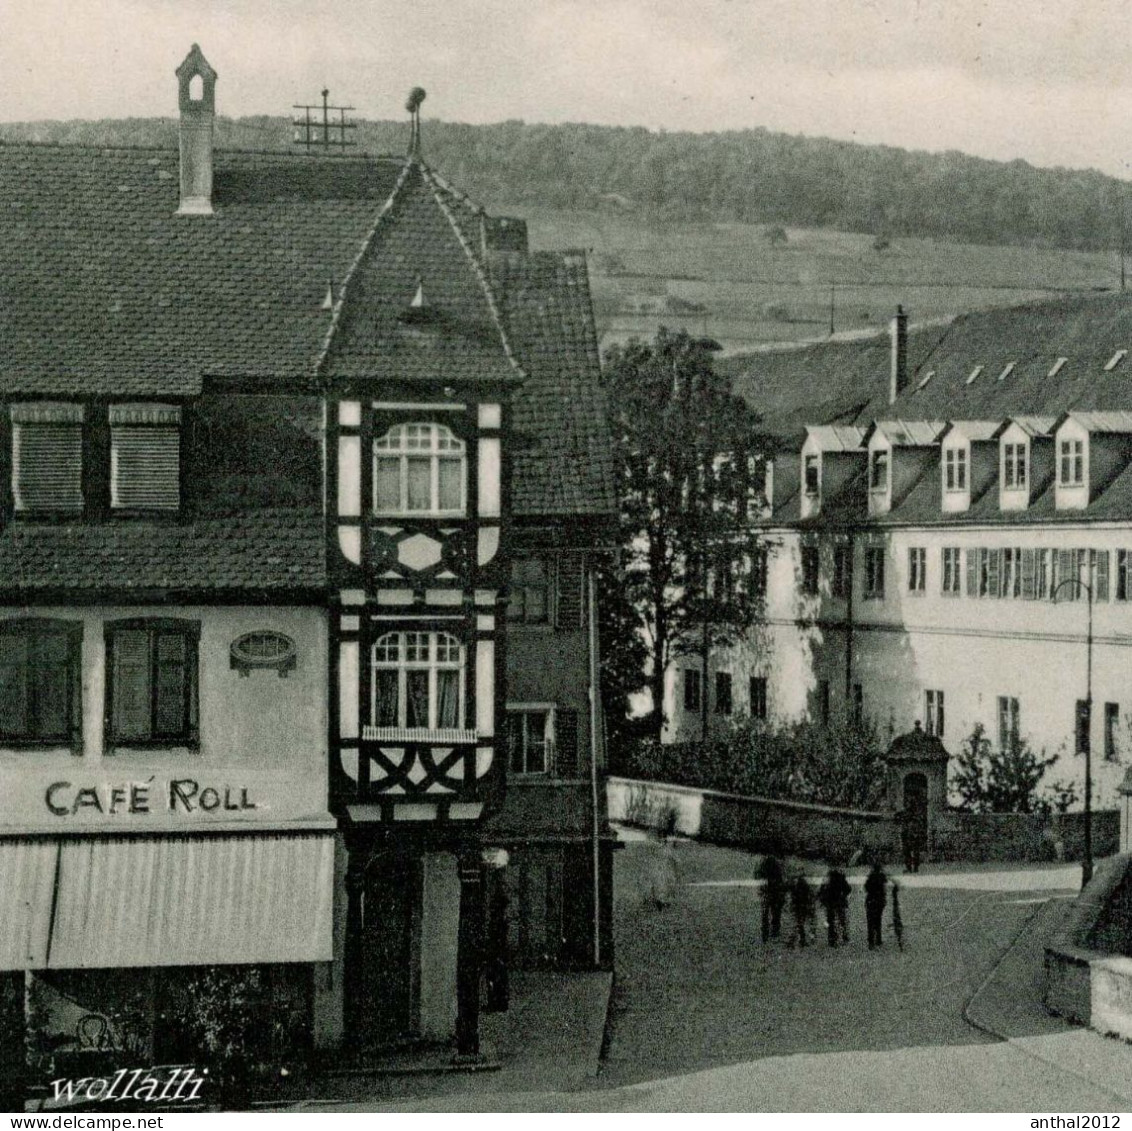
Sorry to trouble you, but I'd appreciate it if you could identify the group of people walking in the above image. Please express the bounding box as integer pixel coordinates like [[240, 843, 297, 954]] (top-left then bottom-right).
[[758, 852, 902, 950]]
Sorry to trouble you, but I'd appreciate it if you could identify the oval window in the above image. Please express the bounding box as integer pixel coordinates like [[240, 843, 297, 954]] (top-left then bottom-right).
[[230, 631, 297, 677]]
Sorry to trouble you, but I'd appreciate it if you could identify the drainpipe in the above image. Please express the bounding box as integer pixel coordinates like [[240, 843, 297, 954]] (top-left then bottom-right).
[[587, 561, 603, 967], [844, 530, 855, 708]]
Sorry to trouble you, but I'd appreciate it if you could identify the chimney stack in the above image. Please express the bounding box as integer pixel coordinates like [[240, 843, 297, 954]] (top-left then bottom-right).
[[175, 45, 217, 216], [890, 304, 908, 404]]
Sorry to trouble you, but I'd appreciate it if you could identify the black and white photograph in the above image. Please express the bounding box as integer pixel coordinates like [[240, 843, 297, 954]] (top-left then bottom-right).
[[0, 0, 1131, 1117]]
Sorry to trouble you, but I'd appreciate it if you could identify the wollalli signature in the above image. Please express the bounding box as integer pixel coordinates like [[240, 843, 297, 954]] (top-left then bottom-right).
[[47, 1066, 206, 1106]]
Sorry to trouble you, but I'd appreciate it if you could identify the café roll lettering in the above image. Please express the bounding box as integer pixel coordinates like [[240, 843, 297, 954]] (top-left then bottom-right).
[[45, 778, 257, 817]]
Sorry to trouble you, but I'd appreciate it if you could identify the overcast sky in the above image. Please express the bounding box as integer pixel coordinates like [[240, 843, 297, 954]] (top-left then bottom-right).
[[4, 0, 1132, 177]]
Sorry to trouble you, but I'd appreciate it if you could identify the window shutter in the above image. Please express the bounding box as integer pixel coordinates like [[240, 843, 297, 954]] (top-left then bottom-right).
[[987, 549, 1001, 598], [1021, 549, 1036, 600], [0, 634, 30, 737], [33, 633, 71, 739], [555, 708, 580, 778], [1095, 550, 1110, 602], [13, 425, 83, 511], [111, 427, 180, 509], [112, 630, 152, 741], [1056, 549, 1074, 595], [965, 549, 977, 596], [154, 631, 189, 737], [555, 557, 584, 630]]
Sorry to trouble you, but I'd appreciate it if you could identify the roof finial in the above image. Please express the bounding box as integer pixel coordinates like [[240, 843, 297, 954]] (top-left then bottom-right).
[[406, 87, 426, 158]]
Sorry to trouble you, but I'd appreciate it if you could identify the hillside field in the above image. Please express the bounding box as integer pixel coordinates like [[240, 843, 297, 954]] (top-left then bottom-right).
[[493, 205, 1124, 356]]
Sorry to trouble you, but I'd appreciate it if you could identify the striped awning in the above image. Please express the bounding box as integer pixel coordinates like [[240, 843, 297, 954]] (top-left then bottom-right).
[[0, 832, 334, 971]]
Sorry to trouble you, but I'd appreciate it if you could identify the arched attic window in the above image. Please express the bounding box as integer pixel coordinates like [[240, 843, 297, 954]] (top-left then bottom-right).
[[373, 422, 466, 516]]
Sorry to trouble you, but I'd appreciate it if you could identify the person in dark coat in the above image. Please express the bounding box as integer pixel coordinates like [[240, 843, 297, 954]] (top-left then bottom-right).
[[756, 851, 787, 942], [864, 860, 888, 949], [818, 866, 852, 947], [790, 874, 816, 948]]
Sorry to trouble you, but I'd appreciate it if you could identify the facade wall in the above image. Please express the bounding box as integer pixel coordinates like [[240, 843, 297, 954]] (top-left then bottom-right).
[[0, 605, 328, 833]]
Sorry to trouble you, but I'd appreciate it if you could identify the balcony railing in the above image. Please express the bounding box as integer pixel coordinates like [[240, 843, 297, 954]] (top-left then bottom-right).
[[361, 725, 479, 744]]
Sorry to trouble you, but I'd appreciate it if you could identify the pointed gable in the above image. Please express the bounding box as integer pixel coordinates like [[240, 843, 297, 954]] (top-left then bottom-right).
[[321, 163, 519, 387]]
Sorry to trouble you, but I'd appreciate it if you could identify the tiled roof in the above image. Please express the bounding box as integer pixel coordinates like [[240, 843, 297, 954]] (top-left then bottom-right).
[[722, 291, 1132, 443], [1063, 409, 1132, 433], [0, 508, 324, 596], [0, 141, 614, 519]]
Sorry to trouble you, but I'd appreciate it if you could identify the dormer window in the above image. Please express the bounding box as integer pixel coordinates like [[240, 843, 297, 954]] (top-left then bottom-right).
[[11, 403, 83, 513], [944, 447, 968, 491], [373, 422, 466, 516], [110, 404, 181, 510], [1003, 442, 1027, 490], [869, 450, 889, 491], [1059, 438, 1084, 486], [803, 454, 820, 496]]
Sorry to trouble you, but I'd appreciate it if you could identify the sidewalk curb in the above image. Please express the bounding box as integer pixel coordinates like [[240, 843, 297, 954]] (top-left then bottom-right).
[[963, 896, 1132, 1109]]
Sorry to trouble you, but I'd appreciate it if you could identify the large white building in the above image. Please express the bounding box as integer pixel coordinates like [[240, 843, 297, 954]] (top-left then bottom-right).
[[665, 294, 1132, 811]]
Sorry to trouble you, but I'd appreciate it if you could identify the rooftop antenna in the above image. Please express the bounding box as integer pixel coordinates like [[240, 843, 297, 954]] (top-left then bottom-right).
[[292, 88, 357, 156], [406, 87, 426, 157]]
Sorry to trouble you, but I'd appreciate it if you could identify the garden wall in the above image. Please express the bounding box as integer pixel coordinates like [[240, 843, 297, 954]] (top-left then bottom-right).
[[609, 776, 1121, 866]]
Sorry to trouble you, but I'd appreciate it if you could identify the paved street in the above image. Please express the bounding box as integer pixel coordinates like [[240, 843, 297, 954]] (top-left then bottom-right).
[[285, 830, 1132, 1112]]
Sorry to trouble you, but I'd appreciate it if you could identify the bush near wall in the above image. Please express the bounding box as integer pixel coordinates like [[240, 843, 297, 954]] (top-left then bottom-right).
[[613, 719, 888, 810]]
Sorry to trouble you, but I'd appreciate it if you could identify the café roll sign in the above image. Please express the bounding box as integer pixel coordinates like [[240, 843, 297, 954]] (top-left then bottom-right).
[[45, 776, 257, 817]]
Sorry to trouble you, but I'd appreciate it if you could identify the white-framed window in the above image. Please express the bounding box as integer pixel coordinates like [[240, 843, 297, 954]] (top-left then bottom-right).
[[864, 547, 885, 599], [373, 422, 466, 516], [941, 547, 961, 596], [924, 689, 945, 738], [1058, 439, 1084, 486], [1003, 443, 1027, 490], [684, 669, 702, 713], [997, 695, 1020, 751], [803, 454, 820, 496], [908, 547, 926, 594], [506, 706, 553, 775], [370, 630, 465, 732], [944, 447, 968, 491]]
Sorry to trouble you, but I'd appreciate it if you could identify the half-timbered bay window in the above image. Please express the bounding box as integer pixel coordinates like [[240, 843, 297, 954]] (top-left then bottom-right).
[[0, 619, 81, 745], [367, 630, 471, 740], [106, 619, 199, 746], [11, 403, 83, 512], [373, 422, 466, 516], [110, 404, 181, 510]]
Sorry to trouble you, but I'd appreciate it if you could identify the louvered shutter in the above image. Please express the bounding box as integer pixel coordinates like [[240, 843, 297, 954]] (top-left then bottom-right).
[[0, 633, 30, 737], [987, 549, 1001, 598], [111, 630, 152, 741], [13, 425, 83, 511], [555, 708, 580, 778], [111, 427, 180, 509], [555, 557, 584, 630], [33, 633, 71, 739], [1095, 550, 1110, 602], [1021, 549, 1036, 600], [965, 549, 977, 596], [1057, 549, 1075, 595], [154, 631, 189, 737]]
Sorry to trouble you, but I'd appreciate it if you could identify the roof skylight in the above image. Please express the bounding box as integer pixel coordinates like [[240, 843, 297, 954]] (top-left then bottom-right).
[[1105, 349, 1128, 372], [1048, 356, 1068, 378], [965, 366, 983, 385], [998, 362, 1015, 381], [916, 370, 935, 391]]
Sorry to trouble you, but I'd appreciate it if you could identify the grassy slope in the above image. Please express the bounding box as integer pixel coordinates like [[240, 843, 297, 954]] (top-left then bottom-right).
[[491, 204, 1123, 356]]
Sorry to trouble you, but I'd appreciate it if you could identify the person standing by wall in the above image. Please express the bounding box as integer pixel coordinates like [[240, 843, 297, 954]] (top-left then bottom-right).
[[865, 860, 888, 949], [757, 850, 787, 942], [790, 873, 815, 948]]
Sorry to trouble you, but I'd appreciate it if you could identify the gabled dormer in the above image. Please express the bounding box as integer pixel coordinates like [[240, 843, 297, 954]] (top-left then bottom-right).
[[799, 425, 866, 519], [863, 420, 944, 517], [937, 421, 998, 514], [1053, 411, 1132, 511], [994, 416, 1055, 511]]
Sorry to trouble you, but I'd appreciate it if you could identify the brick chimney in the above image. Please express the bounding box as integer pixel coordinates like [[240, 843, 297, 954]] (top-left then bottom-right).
[[889, 305, 908, 404], [175, 45, 217, 215]]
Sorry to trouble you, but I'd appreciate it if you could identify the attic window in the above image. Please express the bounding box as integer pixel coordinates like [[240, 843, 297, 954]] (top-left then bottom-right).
[[1048, 357, 1068, 378], [109, 404, 181, 511], [998, 362, 1016, 382], [915, 370, 935, 391], [1105, 349, 1128, 372], [11, 403, 84, 513], [965, 366, 983, 386]]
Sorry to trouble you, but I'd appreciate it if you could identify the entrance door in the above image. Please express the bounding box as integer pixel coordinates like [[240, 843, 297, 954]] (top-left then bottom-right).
[[355, 852, 420, 1046], [903, 772, 929, 852]]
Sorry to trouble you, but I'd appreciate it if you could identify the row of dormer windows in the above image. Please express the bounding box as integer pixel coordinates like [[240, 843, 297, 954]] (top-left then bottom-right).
[[9, 403, 181, 515]]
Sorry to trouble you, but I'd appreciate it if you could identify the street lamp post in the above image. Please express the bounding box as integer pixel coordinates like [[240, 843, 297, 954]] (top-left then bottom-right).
[[1052, 573, 1094, 888]]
